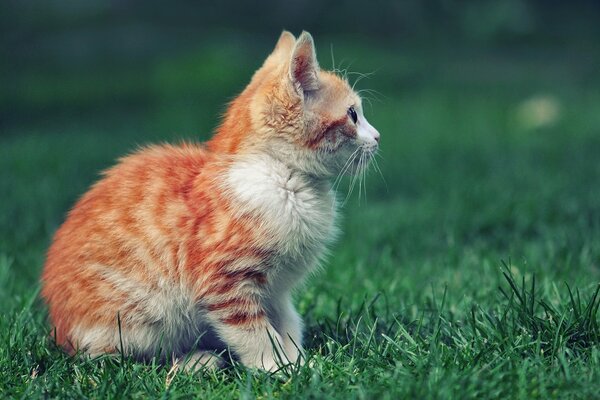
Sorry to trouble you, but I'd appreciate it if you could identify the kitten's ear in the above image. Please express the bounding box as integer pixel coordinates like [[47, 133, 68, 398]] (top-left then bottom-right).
[[289, 31, 320, 93], [250, 31, 295, 84], [264, 31, 296, 65], [274, 31, 296, 56]]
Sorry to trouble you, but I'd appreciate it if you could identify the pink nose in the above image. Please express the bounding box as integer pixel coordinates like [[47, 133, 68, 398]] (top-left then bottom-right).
[[372, 130, 380, 143]]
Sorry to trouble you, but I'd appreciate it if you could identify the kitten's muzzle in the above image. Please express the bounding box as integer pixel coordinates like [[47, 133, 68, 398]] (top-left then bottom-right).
[[356, 114, 380, 147]]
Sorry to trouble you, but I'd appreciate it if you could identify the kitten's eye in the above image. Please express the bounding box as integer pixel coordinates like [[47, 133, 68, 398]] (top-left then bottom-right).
[[347, 106, 358, 124]]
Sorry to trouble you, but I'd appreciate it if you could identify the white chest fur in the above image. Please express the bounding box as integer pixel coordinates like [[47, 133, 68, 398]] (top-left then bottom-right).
[[223, 155, 337, 278]]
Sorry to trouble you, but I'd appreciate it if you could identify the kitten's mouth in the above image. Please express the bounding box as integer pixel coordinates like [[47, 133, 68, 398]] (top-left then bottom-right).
[[333, 145, 380, 204]]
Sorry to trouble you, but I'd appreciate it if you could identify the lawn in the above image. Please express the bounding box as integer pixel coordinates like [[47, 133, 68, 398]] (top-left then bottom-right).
[[1, 34, 600, 399]]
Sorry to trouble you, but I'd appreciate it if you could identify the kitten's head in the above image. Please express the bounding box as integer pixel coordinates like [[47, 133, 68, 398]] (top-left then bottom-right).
[[212, 31, 380, 178]]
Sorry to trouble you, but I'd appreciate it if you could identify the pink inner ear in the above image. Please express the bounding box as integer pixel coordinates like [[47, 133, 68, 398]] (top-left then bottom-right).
[[293, 56, 312, 83]]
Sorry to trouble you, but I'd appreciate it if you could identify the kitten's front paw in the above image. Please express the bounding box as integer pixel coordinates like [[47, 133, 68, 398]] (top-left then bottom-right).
[[243, 348, 299, 372], [178, 351, 225, 372], [243, 354, 282, 372], [283, 340, 304, 366]]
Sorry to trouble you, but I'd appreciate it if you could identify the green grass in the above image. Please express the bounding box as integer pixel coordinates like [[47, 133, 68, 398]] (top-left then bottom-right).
[[2, 38, 600, 399]]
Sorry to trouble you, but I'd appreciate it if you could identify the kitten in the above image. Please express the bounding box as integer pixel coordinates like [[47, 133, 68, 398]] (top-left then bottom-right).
[[41, 31, 380, 372]]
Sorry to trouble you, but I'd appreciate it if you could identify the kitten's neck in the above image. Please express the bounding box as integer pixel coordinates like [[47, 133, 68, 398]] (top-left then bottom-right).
[[222, 148, 337, 256], [246, 138, 333, 184], [236, 149, 331, 194]]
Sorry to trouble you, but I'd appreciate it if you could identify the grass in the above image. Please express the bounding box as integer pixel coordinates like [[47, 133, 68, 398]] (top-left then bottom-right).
[[2, 35, 600, 399]]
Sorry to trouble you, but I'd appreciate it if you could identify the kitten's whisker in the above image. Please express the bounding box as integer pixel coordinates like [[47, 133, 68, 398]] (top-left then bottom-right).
[[371, 151, 383, 174], [357, 88, 387, 102], [352, 149, 367, 205], [344, 172, 357, 205], [332, 148, 361, 208], [371, 153, 387, 192], [340, 60, 358, 83], [351, 70, 377, 91], [330, 43, 336, 71], [342, 151, 362, 206], [332, 59, 351, 82], [364, 156, 368, 203], [338, 147, 361, 175], [362, 96, 374, 110], [352, 75, 366, 91], [357, 152, 364, 205], [356, 90, 375, 105], [349, 151, 360, 192], [331, 147, 361, 194], [362, 150, 369, 204], [362, 152, 369, 204], [347, 70, 377, 78]]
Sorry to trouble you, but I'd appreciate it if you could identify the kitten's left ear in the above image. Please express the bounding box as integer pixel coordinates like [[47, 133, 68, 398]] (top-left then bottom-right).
[[263, 31, 296, 67], [289, 31, 320, 93]]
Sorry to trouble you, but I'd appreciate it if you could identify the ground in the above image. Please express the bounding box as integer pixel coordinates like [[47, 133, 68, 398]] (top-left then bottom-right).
[[1, 36, 600, 399]]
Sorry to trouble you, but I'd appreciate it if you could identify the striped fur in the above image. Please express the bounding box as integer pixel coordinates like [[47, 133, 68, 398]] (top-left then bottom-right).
[[41, 31, 380, 371]]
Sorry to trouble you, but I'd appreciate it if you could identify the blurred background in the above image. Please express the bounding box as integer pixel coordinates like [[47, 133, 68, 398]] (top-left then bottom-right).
[[1, 0, 600, 299], [3, 0, 599, 138]]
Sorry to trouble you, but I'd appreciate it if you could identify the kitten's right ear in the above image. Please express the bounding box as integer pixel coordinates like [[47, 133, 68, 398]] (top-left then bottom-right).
[[289, 31, 320, 94]]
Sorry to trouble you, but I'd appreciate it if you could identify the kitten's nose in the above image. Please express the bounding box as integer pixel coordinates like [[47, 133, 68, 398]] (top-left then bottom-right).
[[358, 115, 380, 146], [373, 130, 380, 143]]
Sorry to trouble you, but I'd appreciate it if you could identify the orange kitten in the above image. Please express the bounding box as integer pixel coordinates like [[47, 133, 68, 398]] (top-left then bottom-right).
[[41, 31, 380, 371]]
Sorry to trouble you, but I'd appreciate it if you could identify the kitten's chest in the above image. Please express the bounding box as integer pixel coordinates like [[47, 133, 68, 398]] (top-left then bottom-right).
[[223, 157, 337, 259]]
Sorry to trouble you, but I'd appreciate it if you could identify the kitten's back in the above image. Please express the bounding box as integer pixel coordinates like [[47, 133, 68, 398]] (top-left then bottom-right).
[[42, 143, 210, 354]]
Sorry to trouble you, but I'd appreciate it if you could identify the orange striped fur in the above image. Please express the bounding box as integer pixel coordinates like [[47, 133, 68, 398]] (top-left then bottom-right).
[[41, 31, 380, 371]]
